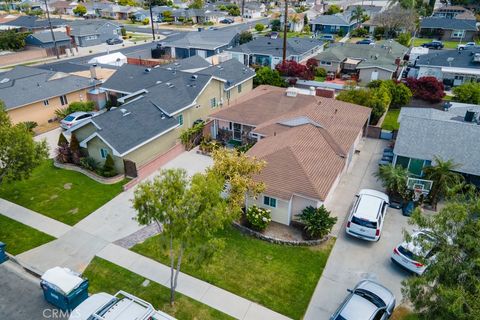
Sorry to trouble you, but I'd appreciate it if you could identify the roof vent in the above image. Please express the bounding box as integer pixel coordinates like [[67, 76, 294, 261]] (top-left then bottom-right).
[[174, 62, 180, 66], [286, 87, 298, 97], [464, 110, 475, 122], [156, 80, 162, 84], [120, 108, 131, 117], [144, 68, 151, 73], [191, 74, 198, 79], [160, 113, 166, 119], [0, 78, 9, 83], [168, 83, 175, 88]]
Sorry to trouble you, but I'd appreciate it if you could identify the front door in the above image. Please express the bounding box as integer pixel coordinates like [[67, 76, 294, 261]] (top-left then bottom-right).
[[233, 123, 242, 141], [123, 160, 137, 178]]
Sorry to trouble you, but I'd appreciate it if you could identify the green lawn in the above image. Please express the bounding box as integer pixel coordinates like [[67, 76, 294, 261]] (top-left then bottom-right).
[[280, 31, 312, 38], [83, 257, 233, 320], [126, 32, 152, 42], [131, 227, 335, 319], [411, 38, 480, 49], [0, 161, 124, 226], [0, 214, 54, 255], [381, 109, 401, 131]]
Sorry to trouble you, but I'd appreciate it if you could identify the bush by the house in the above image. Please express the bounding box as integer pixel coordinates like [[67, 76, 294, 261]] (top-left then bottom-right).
[[79, 157, 98, 172], [101, 154, 117, 177], [142, 18, 150, 25], [55, 101, 95, 119], [246, 205, 272, 231], [20, 121, 38, 134], [255, 23, 265, 32], [296, 205, 337, 239], [315, 67, 327, 78], [179, 122, 205, 150], [367, 79, 412, 108], [69, 133, 81, 165], [405, 77, 445, 103], [452, 82, 480, 105], [350, 27, 369, 37], [396, 32, 411, 47], [120, 27, 127, 37], [199, 137, 220, 154], [203, 21, 214, 26], [254, 67, 287, 87], [271, 19, 281, 31], [239, 31, 253, 44], [337, 29, 345, 37], [58, 132, 68, 147], [275, 60, 314, 80]]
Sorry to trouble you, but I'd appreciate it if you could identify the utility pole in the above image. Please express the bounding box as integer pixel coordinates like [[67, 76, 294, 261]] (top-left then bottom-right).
[[44, 0, 59, 59], [282, 0, 288, 62], [241, 0, 245, 22], [149, 0, 156, 41]]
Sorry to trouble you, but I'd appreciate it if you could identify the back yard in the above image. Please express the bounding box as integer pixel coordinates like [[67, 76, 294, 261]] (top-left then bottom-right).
[[0, 161, 124, 225], [131, 227, 334, 319]]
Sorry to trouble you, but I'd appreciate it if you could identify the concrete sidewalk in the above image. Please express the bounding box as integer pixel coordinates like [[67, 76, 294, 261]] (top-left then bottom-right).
[[97, 244, 291, 320], [0, 199, 71, 238]]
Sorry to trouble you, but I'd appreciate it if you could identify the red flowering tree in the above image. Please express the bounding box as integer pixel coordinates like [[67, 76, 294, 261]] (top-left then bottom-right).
[[404, 77, 445, 103], [275, 60, 314, 80]]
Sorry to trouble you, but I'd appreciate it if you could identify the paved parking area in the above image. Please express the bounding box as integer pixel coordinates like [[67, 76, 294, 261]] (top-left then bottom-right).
[[305, 138, 413, 320]]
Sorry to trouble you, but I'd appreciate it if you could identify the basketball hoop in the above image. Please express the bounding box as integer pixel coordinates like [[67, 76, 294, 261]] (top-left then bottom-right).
[[413, 187, 423, 202], [407, 177, 433, 203]]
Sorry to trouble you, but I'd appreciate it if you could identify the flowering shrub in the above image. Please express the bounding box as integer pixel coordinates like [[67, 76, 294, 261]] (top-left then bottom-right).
[[404, 77, 445, 103], [275, 60, 314, 80], [246, 205, 272, 231]]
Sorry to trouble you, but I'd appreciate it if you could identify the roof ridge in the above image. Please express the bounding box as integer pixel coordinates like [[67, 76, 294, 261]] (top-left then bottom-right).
[[316, 126, 347, 157]]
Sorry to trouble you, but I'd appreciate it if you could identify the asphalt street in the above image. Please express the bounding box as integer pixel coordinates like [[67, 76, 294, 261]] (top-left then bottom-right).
[[0, 261, 67, 320]]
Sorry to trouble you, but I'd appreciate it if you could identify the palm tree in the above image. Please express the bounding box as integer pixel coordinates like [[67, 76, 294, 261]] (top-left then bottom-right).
[[374, 164, 410, 197], [423, 156, 464, 206], [349, 6, 366, 28]]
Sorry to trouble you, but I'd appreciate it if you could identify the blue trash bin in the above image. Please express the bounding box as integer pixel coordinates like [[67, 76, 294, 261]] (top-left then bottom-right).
[[0, 242, 7, 264], [40, 267, 89, 312]]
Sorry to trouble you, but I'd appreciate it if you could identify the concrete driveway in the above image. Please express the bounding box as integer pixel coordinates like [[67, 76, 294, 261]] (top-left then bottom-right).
[[35, 127, 63, 159], [305, 138, 413, 320]]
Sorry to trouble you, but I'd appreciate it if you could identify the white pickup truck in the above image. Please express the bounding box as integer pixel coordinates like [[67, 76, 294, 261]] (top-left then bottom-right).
[[69, 291, 176, 320], [457, 42, 477, 50]]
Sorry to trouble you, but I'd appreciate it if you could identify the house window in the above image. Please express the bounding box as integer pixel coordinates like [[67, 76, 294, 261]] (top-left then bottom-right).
[[210, 97, 217, 108], [100, 148, 109, 159], [43, 99, 49, 106], [320, 61, 331, 66], [85, 35, 98, 40], [263, 196, 277, 208], [229, 122, 232, 130], [237, 83, 242, 93], [60, 95, 68, 106], [177, 114, 183, 126], [452, 30, 465, 38]]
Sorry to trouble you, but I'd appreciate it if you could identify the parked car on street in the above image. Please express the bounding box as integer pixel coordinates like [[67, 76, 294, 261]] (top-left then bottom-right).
[[391, 230, 437, 275], [265, 31, 279, 39], [346, 189, 389, 242], [457, 42, 476, 50], [106, 38, 123, 45], [220, 18, 234, 24], [60, 112, 95, 130], [330, 280, 396, 320], [421, 40, 444, 49], [319, 34, 335, 42], [356, 39, 374, 45]]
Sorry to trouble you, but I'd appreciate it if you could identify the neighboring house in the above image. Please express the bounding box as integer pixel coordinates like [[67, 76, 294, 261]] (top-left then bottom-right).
[[227, 37, 324, 69], [25, 31, 72, 50], [132, 10, 148, 22], [68, 20, 122, 47], [419, 17, 478, 41], [160, 55, 213, 73], [172, 8, 226, 24], [209, 85, 371, 225], [432, 5, 476, 19], [280, 12, 305, 33], [0, 15, 66, 32], [71, 60, 254, 177], [393, 105, 480, 185], [344, 4, 382, 18], [157, 28, 240, 59], [50, 1, 76, 15], [313, 40, 408, 82], [0, 66, 100, 125], [100, 4, 138, 20], [415, 48, 480, 87], [310, 13, 357, 35], [243, 2, 266, 19], [172, 0, 189, 9]]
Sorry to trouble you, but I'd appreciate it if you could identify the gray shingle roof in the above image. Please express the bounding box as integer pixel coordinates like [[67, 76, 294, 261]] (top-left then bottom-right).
[[160, 55, 212, 71], [28, 31, 71, 43], [416, 48, 480, 68], [0, 66, 99, 110], [68, 20, 121, 37], [228, 37, 323, 58], [420, 17, 478, 31], [310, 14, 354, 26], [86, 98, 179, 155], [198, 58, 255, 89], [1, 15, 66, 28], [394, 107, 480, 176], [159, 28, 239, 50]]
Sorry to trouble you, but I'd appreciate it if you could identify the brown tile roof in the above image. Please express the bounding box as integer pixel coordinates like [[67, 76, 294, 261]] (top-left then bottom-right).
[[220, 85, 372, 201]]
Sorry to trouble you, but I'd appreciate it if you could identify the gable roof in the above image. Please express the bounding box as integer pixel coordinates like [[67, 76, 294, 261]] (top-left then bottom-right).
[[310, 13, 355, 26], [1, 15, 66, 28], [420, 17, 477, 31], [394, 106, 480, 176], [69, 20, 121, 37], [198, 58, 255, 90], [160, 55, 212, 71], [159, 28, 239, 50], [416, 48, 480, 69], [27, 31, 71, 43], [0, 66, 99, 110], [227, 37, 323, 58]]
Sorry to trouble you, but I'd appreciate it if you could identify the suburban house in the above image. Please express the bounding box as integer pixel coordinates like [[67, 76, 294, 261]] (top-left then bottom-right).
[[157, 28, 240, 59], [68, 20, 122, 47], [393, 105, 480, 185], [419, 17, 478, 41], [0, 66, 100, 125], [209, 85, 371, 225], [279, 9, 305, 33], [172, 8, 226, 24], [313, 40, 408, 82], [414, 48, 480, 87], [70, 59, 254, 177], [310, 13, 357, 35], [0, 15, 66, 32], [50, 1, 76, 15], [432, 5, 476, 19], [227, 37, 324, 69], [99, 4, 138, 20], [243, 2, 266, 19], [26, 31, 72, 50]]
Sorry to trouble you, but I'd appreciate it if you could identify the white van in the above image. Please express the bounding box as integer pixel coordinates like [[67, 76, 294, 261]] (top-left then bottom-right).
[[69, 291, 176, 320], [346, 189, 389, 242]]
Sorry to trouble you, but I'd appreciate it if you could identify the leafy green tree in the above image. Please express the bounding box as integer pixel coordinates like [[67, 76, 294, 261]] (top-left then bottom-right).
[[142, 17, 150, 25], [209, 148, 265, 218], [349, 6, 365, 26], [69, 133, 81, 165], [55, 101, 95, 119], [374, 164, 410, 197], [453, 82, 480, 105], [424, 156, 464, 206], [133, 169, 228, 305], [296, 205, 337, 239], [228, 6, 240, 16], [337, 85, 391, 124], [403, 197, 480, 320], [368, 80, 412, 108], [254, 67, 287, 87], [255, 23, 265, 32], [396, 32, 411, 46], [239, 31, 252, 44], [57, 132, 68, 147], [73, 4, 87, 16], [102, 154, 117, 177], [188, 0, 204, 9], [271, 19, 281, 32], [0, 101, 48, 184], [326, 4, 341, 15], [0, 30, 30, 51]]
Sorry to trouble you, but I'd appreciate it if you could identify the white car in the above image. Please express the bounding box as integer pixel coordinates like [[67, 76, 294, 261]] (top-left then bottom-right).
[[69, 291, 176, 320], [457, 42, 476, 50], [60, 111, 95, 130], [391, 230, 437, 275], [346, 189, 389, 242]]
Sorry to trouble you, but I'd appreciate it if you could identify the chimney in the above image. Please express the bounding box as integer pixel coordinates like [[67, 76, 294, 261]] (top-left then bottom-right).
[[90, 64, 100, 80], [66, 25, 71, 36], [395, 57, 401, 67]]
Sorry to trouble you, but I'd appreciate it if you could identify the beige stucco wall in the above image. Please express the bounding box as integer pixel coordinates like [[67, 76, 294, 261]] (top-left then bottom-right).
[[224, 78, 253, 106], [87, 136, 124, 173], [7, 89, 90, 125], [358, 68, 394, 83], [246, 193, 291, 225], [291, 195, 320, 222]]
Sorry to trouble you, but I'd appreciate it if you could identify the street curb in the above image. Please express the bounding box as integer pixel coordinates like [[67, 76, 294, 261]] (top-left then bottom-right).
[[4, 253, 43, 279]]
